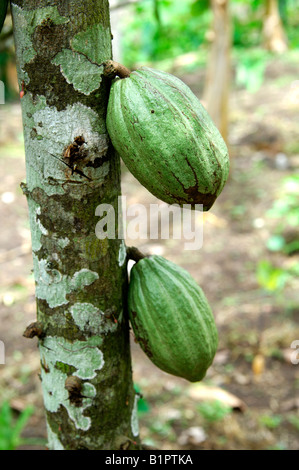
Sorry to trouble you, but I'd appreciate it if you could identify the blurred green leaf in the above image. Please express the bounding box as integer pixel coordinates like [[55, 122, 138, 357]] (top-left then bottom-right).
[[119, 0, 299, 67], [149, 420, 173, 437], [138, 396, 151, 415], [0, 401, 34, 450], [287, 414, 299, 431], [265, 174, 299, 256], [259, 414, 282, 429], [256, 260, 289, 292], [267, 442, 287, 450], [236, 56, 267, 92], [190, 0, 210, 16], [283, 240, 299, 255], [121, 0, 211, 66], [288, 262, 299, 276], [197, 400, 232, 423], [134, 383, 151, 416]]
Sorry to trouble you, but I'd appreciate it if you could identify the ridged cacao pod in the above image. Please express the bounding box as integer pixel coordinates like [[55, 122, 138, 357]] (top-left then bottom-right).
[[128, 255, 218, 382], [106, 67, 229, 211]]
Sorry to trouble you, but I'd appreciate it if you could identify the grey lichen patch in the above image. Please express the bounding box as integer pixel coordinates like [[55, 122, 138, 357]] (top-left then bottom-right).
[[71, 269, 100, 291], [22, 100, 109, 194], [63, 159, 110, 200], [71, 23, 112, 65], [33, 257, 99, 308], [40, 336, 103, 430], [27, 200, 46, 252], [57, 237, 70, 249], [11, 3, 68, 75], [47, 423, 64, 450], [40, 335, 104, 379], [21, 91, 48, 128], [36, 206, 49, 236], [52, 49, 104, 95], [20, 93, 64, 196], [33, 101, 107, 153], [70, 303, 103, 333], [66, 381, 96, 427], [11, 3, 36, 74], [70, 303, 120, 335]]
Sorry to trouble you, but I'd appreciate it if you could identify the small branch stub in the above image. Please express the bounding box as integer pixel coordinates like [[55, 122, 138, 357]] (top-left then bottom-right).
[[23, 321, 44, 339], [126, 246, 148, 263], [114, 435, 137, 450], [65, 376, 84, 407], [65, 375, 82, 394], [103, 60, 131, 80], [20, 181, 29, 197]]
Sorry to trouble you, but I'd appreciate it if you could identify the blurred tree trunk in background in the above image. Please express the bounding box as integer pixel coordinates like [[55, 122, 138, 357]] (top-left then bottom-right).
[[263, 0, 288, 53], [11, 0, 139, 450], [203, 0, 231, 144]]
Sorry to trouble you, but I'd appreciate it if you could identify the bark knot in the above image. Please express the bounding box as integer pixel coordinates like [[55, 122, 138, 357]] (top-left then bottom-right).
[[63, 136, 92, 180], [65, 376, 84, 407], [23, 321, 44, 339]]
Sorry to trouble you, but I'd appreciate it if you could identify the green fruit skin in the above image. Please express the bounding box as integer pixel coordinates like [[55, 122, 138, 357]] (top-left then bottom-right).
[[0, 0, 8, 34], [128, 255, 218, 382], [106, 67, 230, 211]]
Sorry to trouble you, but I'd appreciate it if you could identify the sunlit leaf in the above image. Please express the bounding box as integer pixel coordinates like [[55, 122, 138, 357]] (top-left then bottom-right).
[[0, 401, 34, 450], [256, 260, 289, 292], [284, 240, 299, 255]]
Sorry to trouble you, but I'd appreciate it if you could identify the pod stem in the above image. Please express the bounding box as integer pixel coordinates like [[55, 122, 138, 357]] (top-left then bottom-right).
[[102, 60, 131, 79], [126, 246, 147, 263]]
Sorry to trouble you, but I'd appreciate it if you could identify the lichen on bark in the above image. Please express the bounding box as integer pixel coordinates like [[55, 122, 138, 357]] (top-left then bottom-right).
[[12, 0, 139, 450]]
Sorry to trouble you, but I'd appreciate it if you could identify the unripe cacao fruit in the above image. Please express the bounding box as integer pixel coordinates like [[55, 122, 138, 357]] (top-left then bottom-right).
[[128, 255, 218, 382], [106, 67, 229, 210]]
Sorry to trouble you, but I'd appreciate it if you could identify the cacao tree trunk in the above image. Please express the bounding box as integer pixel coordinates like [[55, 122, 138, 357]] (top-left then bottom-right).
[[203, 0, 231, 143], [263, 0, 288, 53], [11, 0, 139, 450]]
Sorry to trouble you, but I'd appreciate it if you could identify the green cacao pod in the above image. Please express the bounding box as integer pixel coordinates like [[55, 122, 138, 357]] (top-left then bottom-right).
[[0, 0, 8, 34], [106, 67, 229, 211], [128, 255, 218, 382]]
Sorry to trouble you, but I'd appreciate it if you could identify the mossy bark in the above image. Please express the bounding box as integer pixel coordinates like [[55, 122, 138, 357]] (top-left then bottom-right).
[[11, 0, 139, 450]]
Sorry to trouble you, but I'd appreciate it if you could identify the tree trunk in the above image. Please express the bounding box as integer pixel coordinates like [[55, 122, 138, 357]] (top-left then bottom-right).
[[203, 0, 231, 143], [11, 0, 139, 450], [263, 0, 288, 53]]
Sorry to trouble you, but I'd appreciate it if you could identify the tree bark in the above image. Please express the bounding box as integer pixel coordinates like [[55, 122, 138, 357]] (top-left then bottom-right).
[[203, 0, 231, 143], [263, 0, 288, 53], [11, 0, 139, 450]]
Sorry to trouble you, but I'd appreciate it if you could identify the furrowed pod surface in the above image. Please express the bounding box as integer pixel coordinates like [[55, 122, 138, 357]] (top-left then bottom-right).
[[128, 255, 218, 382], [106, 66, 230, 211]]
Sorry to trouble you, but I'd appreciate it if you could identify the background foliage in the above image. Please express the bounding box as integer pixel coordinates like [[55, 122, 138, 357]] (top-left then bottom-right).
[[118, 0, 299, 67]]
